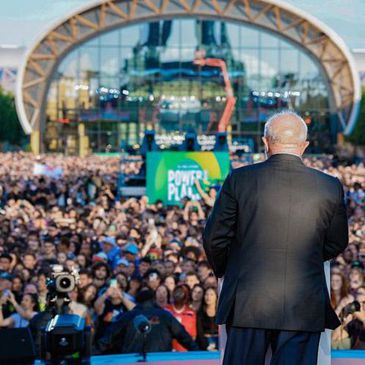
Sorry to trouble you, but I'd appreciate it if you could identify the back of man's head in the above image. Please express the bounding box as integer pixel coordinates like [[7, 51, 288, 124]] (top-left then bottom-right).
[[136, 287, 155, 304], [263, 111, 309, 156]]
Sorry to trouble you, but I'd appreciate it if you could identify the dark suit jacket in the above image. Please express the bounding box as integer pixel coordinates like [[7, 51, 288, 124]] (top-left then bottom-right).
[[203, 154, 348, 332]]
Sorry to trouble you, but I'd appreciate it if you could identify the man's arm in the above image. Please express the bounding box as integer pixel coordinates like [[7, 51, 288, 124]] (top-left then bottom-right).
[[203, 172, 237, 278], [323, 179, 348, 261], [169, 314, 199, 351]]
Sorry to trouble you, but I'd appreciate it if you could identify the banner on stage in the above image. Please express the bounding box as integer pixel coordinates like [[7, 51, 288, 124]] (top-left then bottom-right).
[[146, 151, 230, 205]]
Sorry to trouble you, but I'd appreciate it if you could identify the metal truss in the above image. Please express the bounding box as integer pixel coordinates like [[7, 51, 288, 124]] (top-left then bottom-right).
[[16, 0, 360, 135]]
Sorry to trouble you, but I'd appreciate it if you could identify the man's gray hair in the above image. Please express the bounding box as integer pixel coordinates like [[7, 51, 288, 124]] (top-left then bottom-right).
[[264, 110, 308, 145]]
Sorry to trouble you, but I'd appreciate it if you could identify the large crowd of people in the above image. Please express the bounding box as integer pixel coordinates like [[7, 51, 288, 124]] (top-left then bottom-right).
[[0, 152, 364, 353]]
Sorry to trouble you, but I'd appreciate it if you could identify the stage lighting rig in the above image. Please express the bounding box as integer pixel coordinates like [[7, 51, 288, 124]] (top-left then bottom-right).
[[181, 130, 200, 152], [140, 130, 159, 156]]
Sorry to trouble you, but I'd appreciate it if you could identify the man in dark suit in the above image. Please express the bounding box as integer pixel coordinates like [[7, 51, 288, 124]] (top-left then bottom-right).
[[203, 111, 348, 365]]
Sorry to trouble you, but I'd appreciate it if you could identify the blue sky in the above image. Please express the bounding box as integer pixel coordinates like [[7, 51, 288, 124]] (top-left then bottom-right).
[[1, 0, 364, 49]]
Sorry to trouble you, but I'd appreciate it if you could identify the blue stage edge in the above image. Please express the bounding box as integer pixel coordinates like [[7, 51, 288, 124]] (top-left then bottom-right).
[[332, 350, 365, 359], [34, 351, 365, 364]]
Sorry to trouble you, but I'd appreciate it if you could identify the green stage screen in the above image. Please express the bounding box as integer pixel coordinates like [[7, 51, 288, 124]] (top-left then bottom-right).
[[146, 151, 230, 205]]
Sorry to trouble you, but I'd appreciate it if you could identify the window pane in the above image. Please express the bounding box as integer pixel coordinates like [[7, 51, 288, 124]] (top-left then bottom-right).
[[79, 46, 99, 79], [121, 24, 140, 46], [180, 19, 198, 47], [100, 47, 119, 77], [100, 29, 119, 46], [241, 26, 259, 48]]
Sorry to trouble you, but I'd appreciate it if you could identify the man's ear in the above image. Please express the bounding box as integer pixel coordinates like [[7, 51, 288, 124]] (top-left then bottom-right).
[[262, 137, 269, 152], [301, 141, 310, 154]]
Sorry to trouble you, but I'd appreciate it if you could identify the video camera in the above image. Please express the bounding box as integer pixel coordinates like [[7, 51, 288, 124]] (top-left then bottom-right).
[[45, 265, 77, 315], [47, 267, 77, 293], [40, 265, 91, 365]]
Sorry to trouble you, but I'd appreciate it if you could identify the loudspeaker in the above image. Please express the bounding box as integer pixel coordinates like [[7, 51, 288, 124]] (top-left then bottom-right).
[[0, 327, 36, 365]]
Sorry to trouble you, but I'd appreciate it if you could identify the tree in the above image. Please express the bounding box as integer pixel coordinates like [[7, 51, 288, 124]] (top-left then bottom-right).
[[0, 86, 27, 146]]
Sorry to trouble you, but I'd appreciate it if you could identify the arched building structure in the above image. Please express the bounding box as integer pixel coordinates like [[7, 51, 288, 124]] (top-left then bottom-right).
[[16, 0, 361, 154]]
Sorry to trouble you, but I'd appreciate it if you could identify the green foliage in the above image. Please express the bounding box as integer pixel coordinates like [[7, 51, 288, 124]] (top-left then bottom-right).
[[347, 88, 365, 146], [0, 86, 26, 146]]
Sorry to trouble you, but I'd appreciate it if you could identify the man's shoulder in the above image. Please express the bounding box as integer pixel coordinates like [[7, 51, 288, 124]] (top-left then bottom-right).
[[231, 161, 341, 188], [303, 165, 340, 187], [231, 161, 266, 177]]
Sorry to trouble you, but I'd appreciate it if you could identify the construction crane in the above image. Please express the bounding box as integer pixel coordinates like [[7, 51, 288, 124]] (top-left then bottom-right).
[[193, 50, 236, 132]]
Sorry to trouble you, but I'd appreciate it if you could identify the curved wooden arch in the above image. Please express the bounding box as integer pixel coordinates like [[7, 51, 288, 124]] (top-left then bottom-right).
[[16, 0, 360, 136]]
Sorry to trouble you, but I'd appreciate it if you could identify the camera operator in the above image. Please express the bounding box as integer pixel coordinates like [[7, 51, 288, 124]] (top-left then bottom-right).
[[94, 287, 199, 354], [29, 297, 53, 357], [28, 269, 61, 357]]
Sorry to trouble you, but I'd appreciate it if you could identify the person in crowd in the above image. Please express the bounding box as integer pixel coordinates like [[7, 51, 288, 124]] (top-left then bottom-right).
[[92, 262, 110, 290], [0, 253, 12, 273], [331, 272, 353, 315], [128, 277, 142, 298], [94, 287, 199, 354], [164, 260, 176, 276], [94, 280, 135, 339], [79, 283, 98, 308], [0, 271, 15, 319], [35, 270, 48, 312], [144, 269, 162, 291], [69, 286, 88, 318], [0, 151, 361, 352], [184, 272, 200, 290], [197, 261, 212, 283], [79, 269, 93, 289], [22, 252, 38, 274], [11, 275, 24, 303], [332, 301, 364, 349], [138, 257, 152, 277], [191, 284, 204, 312], [196, 287, 219, 351], [194, 179, 216, 207], [183, 200, 205, 225], [349, 267, 364, 294], [0, 291, 38, 328], [163, 274, 177, 295], [165, 284, 197, 352], [156, 284, 170, 308], [41, 241, 57, 262]]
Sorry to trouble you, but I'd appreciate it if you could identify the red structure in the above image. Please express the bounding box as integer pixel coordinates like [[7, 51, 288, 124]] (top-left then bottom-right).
[[193, 50, 236, 132]]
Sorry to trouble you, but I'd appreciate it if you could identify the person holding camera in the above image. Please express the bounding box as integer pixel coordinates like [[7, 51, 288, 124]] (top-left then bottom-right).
[[0, 271, 15, 319], [194, 179, 217, 207], [183, 200, 205, 226], [0, 291, 38, 328], [94, 279, 135, 339], [332, 301, 364, 349]]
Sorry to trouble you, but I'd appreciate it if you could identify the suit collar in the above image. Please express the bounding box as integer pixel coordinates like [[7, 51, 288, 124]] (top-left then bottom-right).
[[267, 153, 304, 164]]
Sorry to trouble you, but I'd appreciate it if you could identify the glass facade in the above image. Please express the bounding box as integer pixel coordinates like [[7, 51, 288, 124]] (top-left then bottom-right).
[[45, 19, 333, 153]]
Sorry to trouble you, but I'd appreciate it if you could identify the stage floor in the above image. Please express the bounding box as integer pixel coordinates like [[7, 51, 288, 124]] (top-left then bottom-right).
[[86, 350, 365, 365]]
